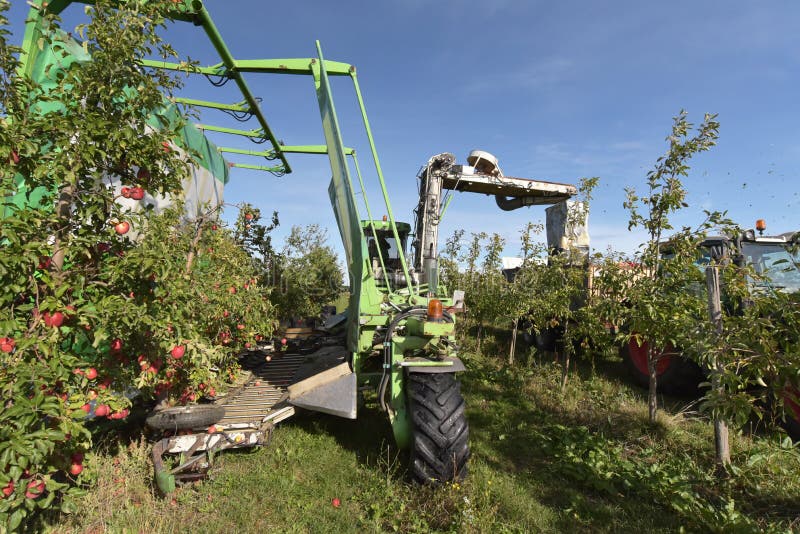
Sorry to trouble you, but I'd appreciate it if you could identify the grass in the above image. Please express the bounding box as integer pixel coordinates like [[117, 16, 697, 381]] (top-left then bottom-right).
[[47, 339, 800, 533]]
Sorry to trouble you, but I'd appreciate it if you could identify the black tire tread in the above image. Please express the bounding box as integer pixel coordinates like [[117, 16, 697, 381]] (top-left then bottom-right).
[[146, 404, 225, 431], [408, 373, 470, 484]]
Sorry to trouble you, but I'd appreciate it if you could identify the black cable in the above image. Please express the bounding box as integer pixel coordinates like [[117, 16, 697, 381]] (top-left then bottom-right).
[[203, 73, 231, 87]]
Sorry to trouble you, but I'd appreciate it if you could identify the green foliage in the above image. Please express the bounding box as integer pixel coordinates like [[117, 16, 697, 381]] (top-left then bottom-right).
[[269, 224, 344, 322], [0, 2, 276, 529]]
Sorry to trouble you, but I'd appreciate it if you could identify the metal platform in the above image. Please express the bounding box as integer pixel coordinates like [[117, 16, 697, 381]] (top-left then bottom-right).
[[442, 169, 576, 204]]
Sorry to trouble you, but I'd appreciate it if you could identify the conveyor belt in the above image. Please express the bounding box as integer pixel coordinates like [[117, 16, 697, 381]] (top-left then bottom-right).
[[215, 353, 307, 429]]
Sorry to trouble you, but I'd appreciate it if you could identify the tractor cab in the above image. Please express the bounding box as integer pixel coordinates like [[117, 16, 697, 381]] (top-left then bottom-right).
[[668, 221, 800, 293], [737, 223, 800, 293], [362, 220, 416, 289]]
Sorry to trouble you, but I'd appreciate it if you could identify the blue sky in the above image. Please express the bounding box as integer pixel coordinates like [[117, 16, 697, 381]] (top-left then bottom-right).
[[7, 1, 800, 260]]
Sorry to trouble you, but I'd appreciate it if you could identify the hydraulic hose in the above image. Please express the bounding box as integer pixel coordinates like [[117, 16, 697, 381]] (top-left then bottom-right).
[[378, 307, 454, 412]]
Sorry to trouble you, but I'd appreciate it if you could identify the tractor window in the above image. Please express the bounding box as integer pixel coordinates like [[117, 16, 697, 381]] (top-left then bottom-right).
[[366, 231, 407, 270], [741, 242, 800, 293]]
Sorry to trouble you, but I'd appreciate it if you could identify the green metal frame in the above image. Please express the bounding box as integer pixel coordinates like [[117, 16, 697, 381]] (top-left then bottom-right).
[[17, 0, 461, 450]]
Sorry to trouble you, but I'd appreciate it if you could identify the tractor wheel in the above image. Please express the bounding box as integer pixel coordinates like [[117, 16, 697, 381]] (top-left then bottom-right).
[[145, 404, 225, 431], [620, 338, 703, 395], [407, 372, 470, 484]]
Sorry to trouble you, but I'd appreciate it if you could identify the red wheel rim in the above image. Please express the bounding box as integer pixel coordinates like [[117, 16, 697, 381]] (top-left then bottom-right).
[[784, 386, 800, 423], [628, 337, 672, 377]]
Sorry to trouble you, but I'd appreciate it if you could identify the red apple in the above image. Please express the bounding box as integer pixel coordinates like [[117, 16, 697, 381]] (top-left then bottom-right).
[[94, 404, 110, 417], [1, 481, 13, 498], [9, 150, 19, 165], [136, 168, 150, 181], [114, 221, 130, 235], [25, 480, 44, 499], [237, 324, 245, 331], [43, 311, 64, 328], [71, 452, 84, 463], [110, 338, 123, 352], [228, 286, 236, 295], [332, 498, 341, 508], [85, 368, 98, 380], [207, 425, 217, 434], [244, 212, 253, 221], [80, 403, 91, 413], [130, 187, 145, 200], [69, 463, 83, 476], [161, 141, 171, 153], [207, 387, 216, 397], [0, 337, 14, 353], [120, 186, 131, 198], [170, 345, 185, 359]]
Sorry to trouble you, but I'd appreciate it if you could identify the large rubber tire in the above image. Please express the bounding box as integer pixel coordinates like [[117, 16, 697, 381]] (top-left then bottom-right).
[[620, 338, 704, 395], [145, 404, 225, 431], [407, 373, 470, 484]]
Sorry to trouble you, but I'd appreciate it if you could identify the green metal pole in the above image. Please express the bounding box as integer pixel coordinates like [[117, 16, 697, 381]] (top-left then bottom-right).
[[351, 152, 392, 294], [189, 0, 290, 174], [172, 97, 249, 113], [349, 72, 415, 296]]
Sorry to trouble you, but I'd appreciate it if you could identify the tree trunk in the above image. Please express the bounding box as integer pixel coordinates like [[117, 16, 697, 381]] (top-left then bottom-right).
[[51, 182, 77, 282], [184, 220, 205, 275], [476, 323, 483, 354], [560, 323, 570, 391], [647, 346, 658, 424], [508, 320, 518, 365], [706, 266, 730, 471]]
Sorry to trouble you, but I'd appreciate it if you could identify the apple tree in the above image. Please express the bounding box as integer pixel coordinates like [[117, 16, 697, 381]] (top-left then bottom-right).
[[0, 1, 274, 528]]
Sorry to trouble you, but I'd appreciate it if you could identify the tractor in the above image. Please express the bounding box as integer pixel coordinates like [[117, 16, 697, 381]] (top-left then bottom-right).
[[618, 221, 800, 436]]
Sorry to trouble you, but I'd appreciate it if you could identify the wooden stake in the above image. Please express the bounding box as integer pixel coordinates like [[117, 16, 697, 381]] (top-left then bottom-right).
[[706, 266, 731, 470]]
